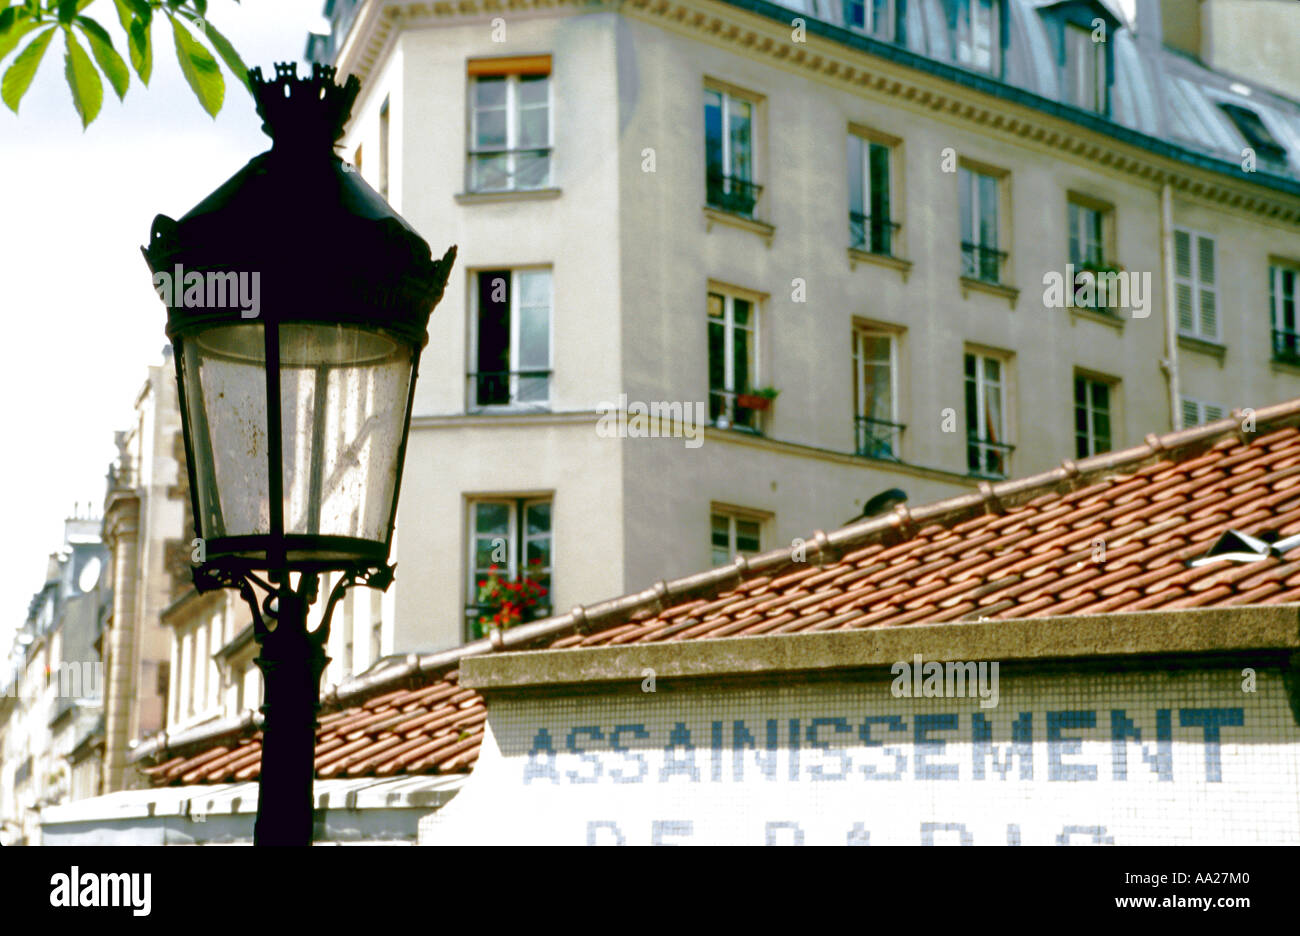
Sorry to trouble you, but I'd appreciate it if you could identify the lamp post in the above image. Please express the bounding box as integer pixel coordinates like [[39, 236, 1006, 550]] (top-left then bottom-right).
[[142, 62, 455, 846]]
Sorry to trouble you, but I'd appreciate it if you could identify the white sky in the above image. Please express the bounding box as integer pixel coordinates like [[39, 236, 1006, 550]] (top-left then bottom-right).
[[0, 0, 324, 646]]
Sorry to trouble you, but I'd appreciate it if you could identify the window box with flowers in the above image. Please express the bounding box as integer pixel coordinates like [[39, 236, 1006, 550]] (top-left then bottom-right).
[[469, 560, 551, 639]]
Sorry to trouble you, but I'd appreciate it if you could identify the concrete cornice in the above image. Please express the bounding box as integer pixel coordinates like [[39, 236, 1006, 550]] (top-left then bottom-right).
[[461, 603, 1300, 691], [334, 0, 1300, 225]]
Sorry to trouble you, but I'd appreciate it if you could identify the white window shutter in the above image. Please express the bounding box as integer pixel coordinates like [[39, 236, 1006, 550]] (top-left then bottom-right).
[[1205, 403, 1224, 422], [1174, 230, 1194, 334], [1197, 235, 1218, 340], [1181, 397, 1201, 428]]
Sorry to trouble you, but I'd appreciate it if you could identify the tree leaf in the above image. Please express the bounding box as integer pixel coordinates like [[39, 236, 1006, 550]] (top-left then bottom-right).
[[187, 14, 246, 92], [0, 17, 37, 65], [169, 14, 220, 117], [76, 15, 127, 99], [62, 25, 102, 127], [125, 0, 150, 24], [127, 14, 149, 83], [1, 24, 55, 112]]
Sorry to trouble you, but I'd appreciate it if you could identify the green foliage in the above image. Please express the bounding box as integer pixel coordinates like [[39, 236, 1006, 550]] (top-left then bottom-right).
[[0, 0, 247, 126]]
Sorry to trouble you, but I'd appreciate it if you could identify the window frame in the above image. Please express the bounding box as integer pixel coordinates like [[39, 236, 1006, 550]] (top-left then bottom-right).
[[379, 95, 390, 201], [468, 266, 555, 411], [965, 349, 1011, 478], [707, 286, 762, 431], [465, 496, 554, 641], [466, 67, 553, 193], [710, 506, 767, 567], [704, 81, 763, 217], [1271, 260, 1300, 361], [1073, 373, 1114, 458], [852, 324, 902, 459], [843, 0, 893, 38], [1065, 22, 1105, 113], [955, 0, 1000, 76], [847, 126, 901, 256], [958, 162, 1006, 283]]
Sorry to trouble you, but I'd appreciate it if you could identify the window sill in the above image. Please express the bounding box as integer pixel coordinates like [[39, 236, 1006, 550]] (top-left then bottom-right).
[[703, 207, 775, 246], [466, 402, 553, 416], [1067, 306, 1125, 330], [1177, 334, 1227, 363], [959, 276, 1019, 308], [1270, 357, 1300, 377], [455, 187, 562, 205], [848, 247, 913, 281]]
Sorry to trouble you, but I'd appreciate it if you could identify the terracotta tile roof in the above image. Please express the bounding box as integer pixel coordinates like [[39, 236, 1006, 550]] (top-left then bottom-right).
[[139, 399, 1300, 786]]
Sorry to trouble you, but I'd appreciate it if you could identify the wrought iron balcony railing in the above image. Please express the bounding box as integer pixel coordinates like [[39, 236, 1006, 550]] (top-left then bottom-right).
[[467, 370, 552, 409], [706, 173, 762, 218], [849, 213, 901, 257], [855, 416, 905, 460], [1273, 327, 1300, 364], [967, 434, 1015, 479], [961, 241, 1008, 284]]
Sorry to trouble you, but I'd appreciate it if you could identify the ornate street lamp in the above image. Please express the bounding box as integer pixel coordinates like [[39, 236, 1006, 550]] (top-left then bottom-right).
[[142, 62, 455, 846]]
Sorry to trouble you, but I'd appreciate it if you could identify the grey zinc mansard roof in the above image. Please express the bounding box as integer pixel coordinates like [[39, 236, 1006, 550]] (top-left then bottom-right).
[[752, 0, 1300, 184]]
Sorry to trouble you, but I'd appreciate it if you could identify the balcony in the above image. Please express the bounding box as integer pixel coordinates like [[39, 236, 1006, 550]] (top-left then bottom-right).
[[855, 416, 905, 461], [706, 173, 762, 218], [967, 435, 1014, 479], [467, 370, 552, 410], [961, 241, 1007, 285], [849, 212, 900, 257]]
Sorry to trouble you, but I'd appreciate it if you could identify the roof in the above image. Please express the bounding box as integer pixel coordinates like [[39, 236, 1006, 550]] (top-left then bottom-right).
[[139, 397, 1300, 786]]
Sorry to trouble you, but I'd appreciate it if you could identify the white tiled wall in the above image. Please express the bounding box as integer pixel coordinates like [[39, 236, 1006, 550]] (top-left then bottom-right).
[[423, 665, 1300, 845]]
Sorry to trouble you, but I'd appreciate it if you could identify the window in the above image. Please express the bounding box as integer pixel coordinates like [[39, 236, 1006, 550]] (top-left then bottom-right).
[[467, 57, 551, 192], [1068, 198, 1105, 269], [848, 133, 896, 255], [379, 95, 390, 201], [1181, 397, 1224, 428], [853, 327, 901, 459], [708, 290, 759, 431], [466, 498, 552, 641], [844, 0, 892, 37], [959, 166, 1003, 283], [711, 511, 762, 567], [341, 589, 353, 678], [1271, 263, 1300, 362], [1174, 229, 1218, 341], [1065, 23, 1104, 112], [965, 352, 1010, 477], [955, 0, 999, 75], [1219, 103, 1287, 165], [471, 269, 552, 408], [343, 634, 353, 679], [370, 615, 382, 666], [704, 86, 759, 217], [1074, 375, 1112, 457]]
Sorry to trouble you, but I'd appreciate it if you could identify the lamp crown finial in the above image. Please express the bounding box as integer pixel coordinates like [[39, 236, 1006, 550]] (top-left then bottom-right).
[[248, 61, 361, 152]]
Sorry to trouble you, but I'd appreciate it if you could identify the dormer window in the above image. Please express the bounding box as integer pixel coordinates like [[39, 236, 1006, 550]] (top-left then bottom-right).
[[1065, 23, 1104, 112], [955, 0, 999, 75], [1219, 103, 1287, 165], [844, 0, 892, 38]]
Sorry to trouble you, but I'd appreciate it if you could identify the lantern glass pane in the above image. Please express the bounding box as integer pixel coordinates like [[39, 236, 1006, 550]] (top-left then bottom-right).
[[278, 323, 414, 544], [182, 324, 271, 540]]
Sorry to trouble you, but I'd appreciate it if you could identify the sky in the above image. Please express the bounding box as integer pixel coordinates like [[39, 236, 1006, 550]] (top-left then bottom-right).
[[0, 0, 325, 648]]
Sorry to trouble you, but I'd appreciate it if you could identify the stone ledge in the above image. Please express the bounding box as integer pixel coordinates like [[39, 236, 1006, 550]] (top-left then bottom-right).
[[1178, 333, 1228, 363], [848, 247, 913, 280], [703, 206, 775, 246], [960, 276, 1019, 308], [461, 604, 1300, 691], [454, 187, 562, 205]]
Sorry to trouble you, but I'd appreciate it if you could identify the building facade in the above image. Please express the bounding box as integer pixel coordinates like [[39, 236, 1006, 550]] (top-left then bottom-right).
[[0, 513, 108, 845], [296, 0, 1300, 654]]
